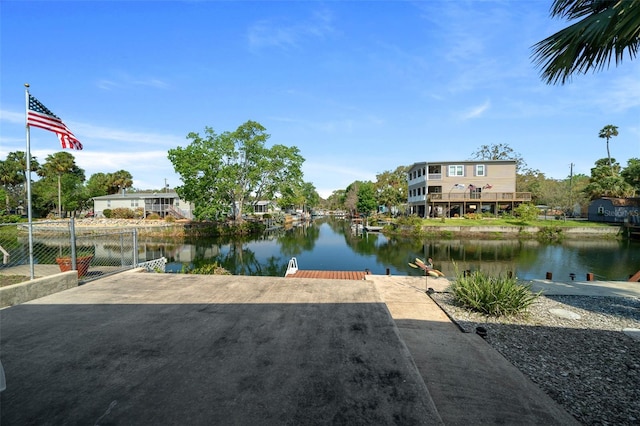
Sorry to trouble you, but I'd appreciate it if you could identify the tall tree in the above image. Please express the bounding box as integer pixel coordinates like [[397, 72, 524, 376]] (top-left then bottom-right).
[[532, 0, 640, 84], [598, 124, 619, 172], [621, 158, 640, 193], [583, 157, 634, 199], [375, 166, 408, 215], [86, 173, 111, 197], [356, 181, 377, 215], [38, 152, 81, 217], [469, 143, 527, 172], [168, 121, 304, 221], [107, 170, 134, 194]]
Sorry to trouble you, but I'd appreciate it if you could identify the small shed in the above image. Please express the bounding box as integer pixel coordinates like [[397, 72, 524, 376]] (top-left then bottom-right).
[[588, 198, 640, 224]]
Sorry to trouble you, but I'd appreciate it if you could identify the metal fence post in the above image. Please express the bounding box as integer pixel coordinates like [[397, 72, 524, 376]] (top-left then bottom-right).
[[70, 217, 77, 271], [132, 229, 138, 267]]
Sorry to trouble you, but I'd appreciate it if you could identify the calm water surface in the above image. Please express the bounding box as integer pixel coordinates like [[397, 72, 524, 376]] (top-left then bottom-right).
[[141, 218, 640, 281]]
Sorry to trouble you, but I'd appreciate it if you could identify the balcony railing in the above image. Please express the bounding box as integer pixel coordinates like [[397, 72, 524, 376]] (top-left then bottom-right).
[[427, 192, 532, 202]]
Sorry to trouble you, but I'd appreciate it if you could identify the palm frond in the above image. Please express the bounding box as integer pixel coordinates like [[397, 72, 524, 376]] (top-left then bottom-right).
[[533, 0, 640, 84]]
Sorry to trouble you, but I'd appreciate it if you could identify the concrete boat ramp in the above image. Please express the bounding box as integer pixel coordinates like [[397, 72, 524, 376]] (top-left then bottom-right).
[[0, 272, 587, 425]]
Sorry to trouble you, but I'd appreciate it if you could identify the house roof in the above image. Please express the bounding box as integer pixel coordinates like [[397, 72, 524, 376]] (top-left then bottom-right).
[[599, 197, 640, 207], [408, 160, 517, 170], [92, 191, 181, 201]]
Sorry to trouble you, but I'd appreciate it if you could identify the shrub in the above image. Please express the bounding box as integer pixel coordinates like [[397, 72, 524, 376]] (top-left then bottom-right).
[[111, 208, 135, 219], [451, 267, 540, 317], [513, 203, 538, 223], [538, 226, 564, 243], [146, 213, 161, 220], [103, 209, 112, 218], [165, 215, 176, 223], [182, 262, 231, 275]]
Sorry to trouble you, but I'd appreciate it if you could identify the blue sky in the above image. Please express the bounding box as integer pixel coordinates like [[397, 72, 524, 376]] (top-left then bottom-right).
[[1, 1, 638, 198]]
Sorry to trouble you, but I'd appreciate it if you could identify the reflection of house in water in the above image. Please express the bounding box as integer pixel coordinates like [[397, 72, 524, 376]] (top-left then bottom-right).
[[137, 241, 221, 263], [92, 191, 193, 219]]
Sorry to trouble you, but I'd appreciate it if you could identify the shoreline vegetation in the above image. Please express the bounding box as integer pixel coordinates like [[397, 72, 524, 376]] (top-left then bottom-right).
[[18, 216, 623, 240]]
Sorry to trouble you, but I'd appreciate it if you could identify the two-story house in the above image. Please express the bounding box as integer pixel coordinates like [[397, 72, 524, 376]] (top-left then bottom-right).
[[407, 160, 531, 217]]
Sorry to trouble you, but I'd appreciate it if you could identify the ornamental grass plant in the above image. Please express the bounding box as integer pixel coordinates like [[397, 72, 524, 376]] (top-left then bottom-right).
[[451, 266, 540, 317]]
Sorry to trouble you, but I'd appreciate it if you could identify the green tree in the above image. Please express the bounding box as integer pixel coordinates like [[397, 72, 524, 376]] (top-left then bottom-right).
[[599, 124, 619, 172], [168, 121, 304, 221], [533, 0, 640, 84], [356, 181, 377, 215], [375, 166, 408, 215], [86, 173, 111, 197], [516, 169, 546, 203], [621, 158, 640, 193], [300, 182, 320, 212], [583, 158, 635, 199], [107, 170, 134, 194], [324, 189, 346, 210], [38, 152, 84, 217], [0, 151, 40, 213], [469, 143, 527, 172]]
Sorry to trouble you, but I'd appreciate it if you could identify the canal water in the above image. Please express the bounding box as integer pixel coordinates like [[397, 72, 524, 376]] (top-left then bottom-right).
[[140, 218, 640, 281]]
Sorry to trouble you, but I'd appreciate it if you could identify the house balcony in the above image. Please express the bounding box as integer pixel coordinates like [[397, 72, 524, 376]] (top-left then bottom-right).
[[427, 192, 532, 202]]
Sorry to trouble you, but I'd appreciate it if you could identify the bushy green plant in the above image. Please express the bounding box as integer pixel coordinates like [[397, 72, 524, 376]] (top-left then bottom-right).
[[513, 203, 538, 223], [0, 214, 23, 223], [538, 226, 565, 242], [182, 262, 231, 275], [103, 209, 112, 218], [146, 213, 161, 220], [451, 267, 540, 317], [396, 215, 422, 226], [111, 208, 135, 219], [165, 215, 176, 223]]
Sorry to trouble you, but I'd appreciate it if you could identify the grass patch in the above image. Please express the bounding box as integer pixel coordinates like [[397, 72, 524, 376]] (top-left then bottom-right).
[[0, 275, 31, 287], [421, 217, 608, 228], [450, 267, 540, 317]]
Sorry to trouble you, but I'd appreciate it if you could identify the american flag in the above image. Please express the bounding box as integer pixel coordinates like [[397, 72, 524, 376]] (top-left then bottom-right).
[[27, 94, 83, 150]]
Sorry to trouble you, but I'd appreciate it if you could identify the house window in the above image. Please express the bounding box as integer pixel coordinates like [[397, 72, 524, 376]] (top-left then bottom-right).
[[130, 200, 138, 207], [448, 165, 464, 177], [475, 164, 486, 177], [107, 200, 111, 208]]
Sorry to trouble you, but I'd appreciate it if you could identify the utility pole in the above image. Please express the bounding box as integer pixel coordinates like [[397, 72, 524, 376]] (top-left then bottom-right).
[[569, 163, 574, 216]]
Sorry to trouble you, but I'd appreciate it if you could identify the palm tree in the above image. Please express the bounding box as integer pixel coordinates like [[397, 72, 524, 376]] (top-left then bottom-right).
[[532, 0, 640, 84], [39, 152, 76, 217], [107, 170, 133, 195], [599, 124, 619, 173]]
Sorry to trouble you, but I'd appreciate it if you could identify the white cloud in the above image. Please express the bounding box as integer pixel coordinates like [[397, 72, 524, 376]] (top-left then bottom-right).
[[96, 73, 169, 91], [247, 7, 335, 51], [0, 109, 25, 124], [69, 122, 184, 147], [461, 100, 491, 120]]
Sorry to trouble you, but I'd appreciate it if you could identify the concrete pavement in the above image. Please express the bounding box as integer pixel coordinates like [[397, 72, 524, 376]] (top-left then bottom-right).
[[2, 270, 631, 424]]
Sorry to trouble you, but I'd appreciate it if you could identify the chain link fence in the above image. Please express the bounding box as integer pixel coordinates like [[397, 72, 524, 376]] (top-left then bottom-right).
[[0, 219, 150, 283]]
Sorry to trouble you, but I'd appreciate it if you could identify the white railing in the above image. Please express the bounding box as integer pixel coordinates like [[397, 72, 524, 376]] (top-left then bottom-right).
[[285, 257, 298, 276]]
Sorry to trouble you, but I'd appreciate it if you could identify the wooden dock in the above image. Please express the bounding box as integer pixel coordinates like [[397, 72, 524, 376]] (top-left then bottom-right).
[[285, 270, 370, 280]]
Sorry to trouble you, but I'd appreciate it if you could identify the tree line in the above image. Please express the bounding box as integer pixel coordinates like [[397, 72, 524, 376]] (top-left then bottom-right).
[[0, 151, 133, 218]]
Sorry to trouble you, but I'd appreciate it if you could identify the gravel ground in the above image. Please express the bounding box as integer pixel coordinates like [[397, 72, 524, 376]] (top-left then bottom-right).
[[430, 291, 640, 425]]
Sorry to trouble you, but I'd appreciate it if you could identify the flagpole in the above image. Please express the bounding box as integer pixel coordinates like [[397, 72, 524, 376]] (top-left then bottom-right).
[[24, 83, 35, 280]]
